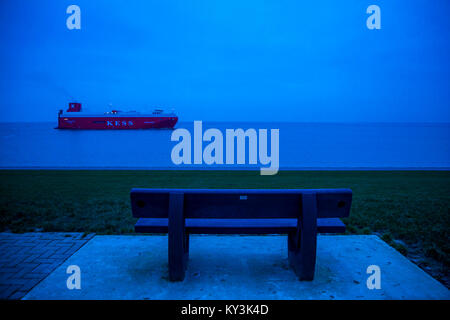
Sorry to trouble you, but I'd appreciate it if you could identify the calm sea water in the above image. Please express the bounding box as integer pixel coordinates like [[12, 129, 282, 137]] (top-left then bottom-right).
[[0, 122, 448, 169]]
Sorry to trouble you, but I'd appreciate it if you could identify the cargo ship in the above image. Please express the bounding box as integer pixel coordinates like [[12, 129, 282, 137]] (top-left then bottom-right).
[[57, 102, 178, 129]]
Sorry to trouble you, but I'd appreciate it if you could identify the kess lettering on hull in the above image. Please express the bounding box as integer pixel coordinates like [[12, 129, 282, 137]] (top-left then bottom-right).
[[107, 120, 134, 127]]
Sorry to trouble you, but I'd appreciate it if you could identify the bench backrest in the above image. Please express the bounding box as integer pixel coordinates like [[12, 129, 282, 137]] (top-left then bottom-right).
[[131, 188, 352, 219]]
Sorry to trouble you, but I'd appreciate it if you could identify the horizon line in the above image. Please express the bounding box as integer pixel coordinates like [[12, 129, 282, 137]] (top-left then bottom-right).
[[0, 121, 449, 125]]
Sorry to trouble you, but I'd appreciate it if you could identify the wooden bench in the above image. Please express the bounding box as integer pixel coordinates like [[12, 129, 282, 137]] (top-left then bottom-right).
[[130, 188, 352, 281]]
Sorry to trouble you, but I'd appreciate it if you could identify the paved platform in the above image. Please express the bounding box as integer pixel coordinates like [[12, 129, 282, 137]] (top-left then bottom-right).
[[0, 232, 94, 299], [24, 235, 449, 300]]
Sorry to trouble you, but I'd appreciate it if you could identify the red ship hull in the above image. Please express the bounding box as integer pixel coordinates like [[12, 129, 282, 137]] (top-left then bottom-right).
[[57, 116, 178, 129], [57, 102, 178, 129]]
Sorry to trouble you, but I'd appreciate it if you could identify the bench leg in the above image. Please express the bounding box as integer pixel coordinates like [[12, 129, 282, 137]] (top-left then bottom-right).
[[288, 193, 318, 281], [168, 192, 188, 281], [184, 232, 190, 267]]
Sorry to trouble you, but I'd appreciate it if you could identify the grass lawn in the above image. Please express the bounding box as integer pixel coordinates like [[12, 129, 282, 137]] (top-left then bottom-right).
[[0, 170, 448, 284]]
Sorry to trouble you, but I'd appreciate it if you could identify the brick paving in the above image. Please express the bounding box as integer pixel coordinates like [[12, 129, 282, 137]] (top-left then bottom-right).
[[0, 232, 95, 300]]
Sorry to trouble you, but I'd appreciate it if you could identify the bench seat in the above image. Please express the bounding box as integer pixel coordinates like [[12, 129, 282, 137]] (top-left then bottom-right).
[[130, 188, 352, 281], [135, 217, 346, 234]]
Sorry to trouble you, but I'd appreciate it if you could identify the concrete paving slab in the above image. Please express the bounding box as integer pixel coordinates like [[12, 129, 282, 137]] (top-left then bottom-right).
[[0, 232, 94, 300], [24, 235, 449, 300]]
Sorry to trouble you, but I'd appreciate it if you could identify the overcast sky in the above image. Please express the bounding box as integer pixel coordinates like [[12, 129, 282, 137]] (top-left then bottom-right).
[[0, 0, 449, 122]]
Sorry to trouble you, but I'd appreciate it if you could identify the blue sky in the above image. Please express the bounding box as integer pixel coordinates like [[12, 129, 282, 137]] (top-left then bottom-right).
[[0, 0, 449, 122]]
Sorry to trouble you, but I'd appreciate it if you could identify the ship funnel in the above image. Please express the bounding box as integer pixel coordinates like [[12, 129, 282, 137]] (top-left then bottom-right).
[[67, 102, 82, 112]]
